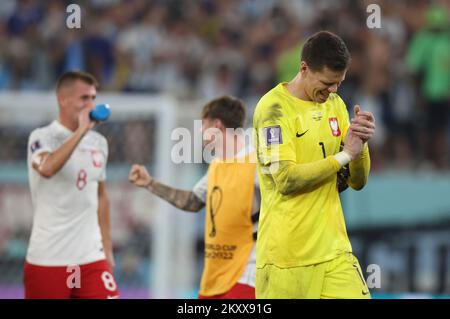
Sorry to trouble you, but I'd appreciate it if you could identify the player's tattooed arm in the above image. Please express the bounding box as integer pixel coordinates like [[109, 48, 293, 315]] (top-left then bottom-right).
[[129, 164, 204, 212], [147, 180, 205, 212]]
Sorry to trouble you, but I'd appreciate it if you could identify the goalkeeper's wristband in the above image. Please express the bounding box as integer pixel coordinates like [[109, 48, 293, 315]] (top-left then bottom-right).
[[333, 151, 352, 167]]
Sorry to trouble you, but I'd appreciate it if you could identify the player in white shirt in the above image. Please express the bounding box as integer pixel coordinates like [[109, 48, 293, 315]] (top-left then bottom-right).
[[24, 71, 119, 299]]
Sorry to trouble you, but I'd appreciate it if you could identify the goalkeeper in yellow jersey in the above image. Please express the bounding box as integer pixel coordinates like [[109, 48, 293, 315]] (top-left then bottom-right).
[[253, 31, 376, 299]]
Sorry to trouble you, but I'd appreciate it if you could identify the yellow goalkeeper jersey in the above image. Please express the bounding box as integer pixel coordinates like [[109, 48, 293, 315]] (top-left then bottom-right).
[[253, 83, 355, 268]]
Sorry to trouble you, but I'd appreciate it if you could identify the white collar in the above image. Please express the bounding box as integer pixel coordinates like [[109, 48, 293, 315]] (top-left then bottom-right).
[[51, 120, 75, 135]]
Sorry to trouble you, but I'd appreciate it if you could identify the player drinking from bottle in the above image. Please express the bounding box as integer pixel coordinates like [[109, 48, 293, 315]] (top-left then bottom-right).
[[25, 70, 119, 299]]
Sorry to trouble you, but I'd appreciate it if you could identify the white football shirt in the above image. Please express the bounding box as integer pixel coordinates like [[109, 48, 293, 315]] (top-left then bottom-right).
[[26, 120, 108, 266]]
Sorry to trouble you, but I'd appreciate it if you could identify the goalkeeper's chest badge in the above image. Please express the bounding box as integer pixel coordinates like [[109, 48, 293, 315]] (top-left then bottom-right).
[[329, 117, 341, 137]]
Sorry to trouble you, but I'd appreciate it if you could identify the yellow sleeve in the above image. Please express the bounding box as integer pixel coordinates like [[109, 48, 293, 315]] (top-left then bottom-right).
[[271, 157, 342, 195], [348, 143, 371, 190], [254, 101, 296, 166]]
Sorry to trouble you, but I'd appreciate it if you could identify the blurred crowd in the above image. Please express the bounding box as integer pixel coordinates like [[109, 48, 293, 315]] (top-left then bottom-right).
[[0, 0, 449, 170], [0, 119, 156, 164]]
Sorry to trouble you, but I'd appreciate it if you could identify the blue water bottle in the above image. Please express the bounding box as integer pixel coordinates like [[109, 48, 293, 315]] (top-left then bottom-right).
[[90, 104, 111, 122]]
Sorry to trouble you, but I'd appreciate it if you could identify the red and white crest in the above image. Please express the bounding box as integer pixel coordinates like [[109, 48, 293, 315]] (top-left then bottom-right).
[[329, 117, 341, 137], [91, 150, 104, 168]]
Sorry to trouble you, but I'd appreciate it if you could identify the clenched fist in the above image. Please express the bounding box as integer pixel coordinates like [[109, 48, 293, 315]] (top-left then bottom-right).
[[350, 105, 376, 143], [129, 164, 152, 188]]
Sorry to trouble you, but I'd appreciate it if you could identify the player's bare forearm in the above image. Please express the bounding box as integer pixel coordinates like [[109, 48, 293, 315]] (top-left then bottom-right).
[[98, 196, 112, 248], [348, 143, 370, 190], [270, 157, 341, 196], [33, 128, 86, 178], [98, 182, 114, 268], [146, 180, 204, 212]]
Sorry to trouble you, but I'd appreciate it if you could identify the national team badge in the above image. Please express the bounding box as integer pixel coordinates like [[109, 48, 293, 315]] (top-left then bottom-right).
[[329, 118, 341, 137], [264, 125, 282, 145], [91, 150, 104, 168]]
